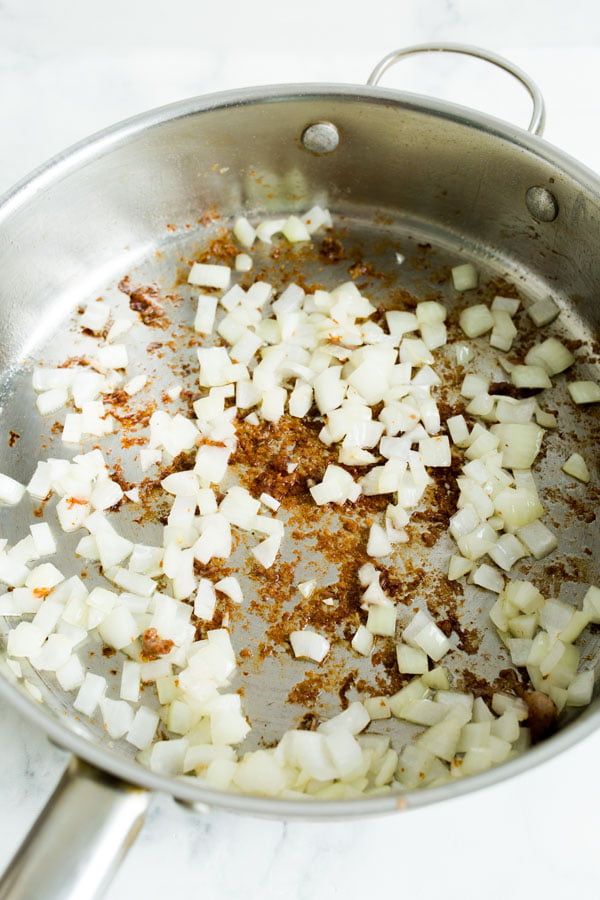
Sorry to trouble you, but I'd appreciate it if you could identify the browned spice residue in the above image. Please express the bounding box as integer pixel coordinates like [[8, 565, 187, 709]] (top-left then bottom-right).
[[118, 277, 169, 328], [66, 496, 89, 509], [140, 628, 174, 662], [8, 430, 19, 448], [102, 392, 157, 432], [348, 259, 375, 280], [231, 415, 334, 502], [298, 712, 320, 731], [287, 671, 326, 706], [35, 220, 596, 759], [196, 232, 239, 264], [58, 356, 97, 369], [319, 237, 345, 262], [461, 668, 530, 705]]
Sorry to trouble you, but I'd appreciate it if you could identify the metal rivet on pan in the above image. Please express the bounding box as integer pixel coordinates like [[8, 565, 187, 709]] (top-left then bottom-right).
[[525, 186, 559, 222], [301, 122, 339, 154]]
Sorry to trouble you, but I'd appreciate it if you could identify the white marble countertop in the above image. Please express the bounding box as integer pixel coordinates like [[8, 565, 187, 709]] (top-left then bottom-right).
[[1, 1, 600, 897]]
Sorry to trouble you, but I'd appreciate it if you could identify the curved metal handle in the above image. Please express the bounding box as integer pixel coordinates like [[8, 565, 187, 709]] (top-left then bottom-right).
[[0, 756, 150, 900], [367, 43, 546, 136]]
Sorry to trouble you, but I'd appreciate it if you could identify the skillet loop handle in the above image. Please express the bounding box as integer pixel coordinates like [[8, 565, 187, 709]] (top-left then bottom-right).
[[0, 756, 150, 900], [367, 42, 546, 136]]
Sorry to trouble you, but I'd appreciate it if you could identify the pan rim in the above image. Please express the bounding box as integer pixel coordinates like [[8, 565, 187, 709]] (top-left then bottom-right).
[[1, 666, 598, 817], [0, 80, 598, 818], [2, 80, 600, 223]]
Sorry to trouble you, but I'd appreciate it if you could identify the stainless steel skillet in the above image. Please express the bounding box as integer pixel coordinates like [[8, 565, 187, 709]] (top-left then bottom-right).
[[0, 44, 598, 900]]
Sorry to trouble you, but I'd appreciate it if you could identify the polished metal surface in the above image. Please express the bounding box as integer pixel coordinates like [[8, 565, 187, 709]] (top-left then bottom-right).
[[525, 184, 560, 221], [367, 42, 547, 135], [0, 758, 149, 900], [301, 121, 340, 154], [0, 71, 599, 834]]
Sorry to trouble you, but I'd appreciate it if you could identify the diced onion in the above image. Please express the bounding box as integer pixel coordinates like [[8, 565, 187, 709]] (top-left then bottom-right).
[[451, 263, 478, 291], [459, 304, 493, 338], [562, 453, 590, 483], [289, 630, 330, 663], [567, 381, 600, 405], [188, 263, 231, 289], [0, 473, 26, 506], [7, 202, 597, 802]]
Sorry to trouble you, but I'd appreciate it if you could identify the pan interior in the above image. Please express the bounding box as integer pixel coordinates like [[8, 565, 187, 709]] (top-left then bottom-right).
[[0, 206, 598, 783]]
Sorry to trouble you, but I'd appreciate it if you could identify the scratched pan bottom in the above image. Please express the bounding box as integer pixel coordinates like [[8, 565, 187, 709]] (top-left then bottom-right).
[[0, 209, 599, 766]]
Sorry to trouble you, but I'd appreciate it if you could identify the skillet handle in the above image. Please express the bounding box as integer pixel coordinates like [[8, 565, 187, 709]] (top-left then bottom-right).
[[367, 42, 546, 136], [0, 756, 150, 900]]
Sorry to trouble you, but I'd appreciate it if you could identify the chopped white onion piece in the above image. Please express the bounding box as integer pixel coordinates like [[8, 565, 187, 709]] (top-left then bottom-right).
[[419, 435, 451, 467], [366, 523, 393, 558], [403, 610, 451, 661], [215, 576, 243, 604], [351, 625, 373, 656], [364, 696, 391, 720], [472, 563, 504, 593], [491, 423, 544, 469], [491, 296, 520, 316], [256, 218, 286, 244], [36, 388, 68, 416], [396, 643, 428, 674], [188, 263, 231, 289], [527, 296, 559, 327], [302, 205, 331, 233], [459, 304, 493, 338], [251, 534, 281, 569], [516, 521, 557, 559], [80, 300, 110, 332], [126, 706, 160, 750], [494, 487, 544, 529], [385, 311, 417, 338], [0, 473, 26, 506], [233, 216, 256, 248], [366, 604, 397, 636], [567, 669, 594, 706], [121, 660, 141, 702], [461, 373, 489, 399], [451, 263, 478, 291], [96, 344, 128, 370], [490, 309, 517, 351], [447, 415, 470, 447], [107, 317, 134, 342], [567, 381, 600, 405], [73, 672, 106, 716], [525, 337, 574, 375], [562, 453, 590, 483], [416, 717, 462, 762], [289, 629, 330, 663], [511, 364, 552, 390], [282, 215, 311, 243], [29, 523, 57, 557], [260, 492, 280, 512], [56, 654, 85, 691], [447, 554, 474, 580], [124, 374, 147, 396], [310, 465, 361, 506], [7, 622, 45, 658], [318, 701, 370, 736], [194, 294, 218, 335]]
